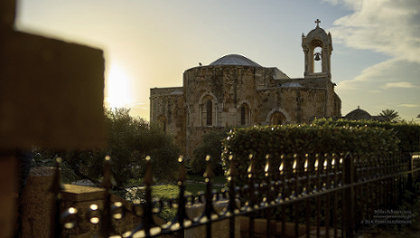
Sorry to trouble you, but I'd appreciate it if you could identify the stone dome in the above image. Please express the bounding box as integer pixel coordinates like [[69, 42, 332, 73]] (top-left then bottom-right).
[[209, 54, 262, 67], [344, 107, 372, 120], [306, 26, 328, 38]]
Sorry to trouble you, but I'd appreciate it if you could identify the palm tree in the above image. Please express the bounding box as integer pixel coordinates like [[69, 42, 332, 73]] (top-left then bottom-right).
[[379, 109, 400, 122]]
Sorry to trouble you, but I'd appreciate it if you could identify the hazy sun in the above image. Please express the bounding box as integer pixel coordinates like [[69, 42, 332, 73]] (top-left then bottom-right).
[[105, 63, 133, 108]]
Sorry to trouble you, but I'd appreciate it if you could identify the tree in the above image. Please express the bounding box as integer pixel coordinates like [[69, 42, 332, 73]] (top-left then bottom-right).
[[417, 113, 420, 118], [379, 109, 401, 122], [191, 129, 228, 175], [34, 108, 180, 187]]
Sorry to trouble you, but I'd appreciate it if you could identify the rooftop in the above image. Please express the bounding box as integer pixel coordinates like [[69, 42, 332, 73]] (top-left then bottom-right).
[[209, 54, 262, 67]]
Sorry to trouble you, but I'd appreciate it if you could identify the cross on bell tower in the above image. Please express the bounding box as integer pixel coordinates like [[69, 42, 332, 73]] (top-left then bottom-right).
[[315, 19, 321, 28]]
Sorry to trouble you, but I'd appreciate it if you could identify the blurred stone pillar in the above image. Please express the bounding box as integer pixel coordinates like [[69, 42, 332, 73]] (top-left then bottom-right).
[[20, 167, 55, 238], [0, 153, 17, 238], [0, 0, 105, 236]]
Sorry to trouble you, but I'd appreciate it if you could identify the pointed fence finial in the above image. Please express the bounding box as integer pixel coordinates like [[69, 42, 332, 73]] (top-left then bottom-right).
[[227, 155, 236, 180], [51, 157, 64, 193], [247, 154, 255, 179], [292, 154, 298, 174], [102, 155, 112, 189], [264, 154, 271, 177], [101, 155, 115, 236], [144, 156, 153, 186], [178, 155, 186, 184], [203, 155, 214, 180], [279, 154, 285, 175]]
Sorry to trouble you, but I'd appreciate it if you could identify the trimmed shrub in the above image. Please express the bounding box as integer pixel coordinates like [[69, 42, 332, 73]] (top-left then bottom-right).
[[221, 123, 399, 184], [313, 118, 420, 152]]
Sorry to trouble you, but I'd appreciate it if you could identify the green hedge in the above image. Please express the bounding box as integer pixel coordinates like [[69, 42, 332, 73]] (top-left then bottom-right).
[[313, 118, 420, 152], [221, 123, 399, 184]]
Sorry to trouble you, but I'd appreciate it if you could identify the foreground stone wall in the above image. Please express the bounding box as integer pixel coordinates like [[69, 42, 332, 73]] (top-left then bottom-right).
[[20, 170, 143, 238], [20, 167, 55, 238]]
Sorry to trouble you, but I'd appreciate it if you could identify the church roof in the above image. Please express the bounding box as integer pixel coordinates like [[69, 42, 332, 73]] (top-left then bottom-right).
[[344, 107, 372, 120], [306, 26, 328, 38], [209, 54, 262, 67], [281, 82, 302, 88]]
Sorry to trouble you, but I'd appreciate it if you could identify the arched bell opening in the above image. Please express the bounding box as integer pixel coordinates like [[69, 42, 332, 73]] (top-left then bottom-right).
[[314, 46, 323, 73]]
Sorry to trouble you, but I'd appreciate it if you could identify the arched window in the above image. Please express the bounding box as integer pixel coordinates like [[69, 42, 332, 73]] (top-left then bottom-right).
[[206, 100, 212, 126], [270, 112, 286, 125], [240, 103, 250, 126], [200, 94, 216, 127]]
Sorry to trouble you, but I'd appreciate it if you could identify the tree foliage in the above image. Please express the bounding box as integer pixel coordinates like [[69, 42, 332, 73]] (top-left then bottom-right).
[[380, 109, 401, 122], [191, 129, 228, 176], [34, 108, 180, 187]]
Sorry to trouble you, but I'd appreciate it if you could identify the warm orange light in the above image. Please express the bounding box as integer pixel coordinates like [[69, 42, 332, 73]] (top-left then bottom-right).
[[105, 63, 133, 108]]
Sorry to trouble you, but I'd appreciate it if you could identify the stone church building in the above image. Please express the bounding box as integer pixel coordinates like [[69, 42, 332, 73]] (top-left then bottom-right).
[[150, 21, 341, 158]]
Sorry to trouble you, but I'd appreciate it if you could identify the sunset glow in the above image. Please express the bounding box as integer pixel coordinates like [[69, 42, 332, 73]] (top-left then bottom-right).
[[105, 63, 133, 108]]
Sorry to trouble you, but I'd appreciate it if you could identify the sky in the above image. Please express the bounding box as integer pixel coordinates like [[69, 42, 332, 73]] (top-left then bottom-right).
[[15, 0, 420, 122]]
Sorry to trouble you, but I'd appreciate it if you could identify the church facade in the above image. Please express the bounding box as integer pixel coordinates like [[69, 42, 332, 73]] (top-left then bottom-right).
[[150, 21, 341, 158]]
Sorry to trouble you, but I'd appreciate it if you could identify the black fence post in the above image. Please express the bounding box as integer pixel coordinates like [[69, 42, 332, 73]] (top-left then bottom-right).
[[101, 155, 113, 237], [247, 154, 256, 238], [203, 155, 215, 238], [227, 155, 237, 238], [343, 153, 355, 238], [177, 156, 186, 238], [143, 156, 154, 238], [50, 157, 64, 238], [406, 152, 414, 192], [264, 154, 272, 238]]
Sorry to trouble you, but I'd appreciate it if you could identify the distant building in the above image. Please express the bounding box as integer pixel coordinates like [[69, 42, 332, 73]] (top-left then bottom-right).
[[150, 20, 341, 158], [344, 106, 386, 121]]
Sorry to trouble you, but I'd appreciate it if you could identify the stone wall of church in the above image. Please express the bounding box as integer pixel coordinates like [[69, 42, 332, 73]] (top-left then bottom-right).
[[150, 87, 186, 154], [182, 65, 337, 158], [151, 63, 341, 159]]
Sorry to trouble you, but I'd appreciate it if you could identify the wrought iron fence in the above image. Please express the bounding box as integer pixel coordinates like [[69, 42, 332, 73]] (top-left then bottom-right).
[[50, 151, 420, 238]]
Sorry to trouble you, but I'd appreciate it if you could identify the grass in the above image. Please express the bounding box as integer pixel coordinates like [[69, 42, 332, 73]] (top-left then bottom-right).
[[149, 176, 227, 221], [185, 175, 227, 195], [152, 184, 190, 199], [144, 175, 228, 199], [121, 175, 227, 202]]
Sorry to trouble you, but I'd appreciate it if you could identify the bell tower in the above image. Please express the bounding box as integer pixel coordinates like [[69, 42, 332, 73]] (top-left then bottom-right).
[[302, 19, 333, 78]]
